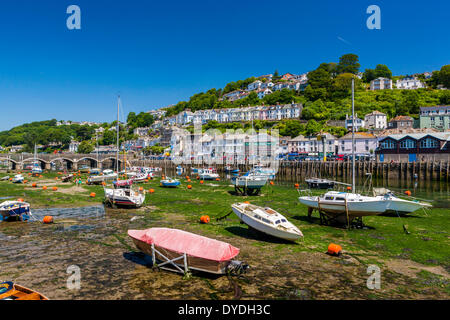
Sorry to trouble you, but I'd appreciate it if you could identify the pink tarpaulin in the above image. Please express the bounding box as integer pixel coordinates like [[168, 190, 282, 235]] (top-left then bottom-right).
[[128, 228, 240, 262]]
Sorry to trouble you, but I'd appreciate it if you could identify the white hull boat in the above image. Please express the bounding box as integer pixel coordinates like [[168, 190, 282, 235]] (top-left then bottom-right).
[[231, 175, 268, 188], [198, 169, 219, 180], [298, 191, 388, 221], [87, 172, 118, 185], [231, 203, 303, 241], [104, 187, 145, 208], [379, 194, 432, 214], [12, 175, 24, 184]]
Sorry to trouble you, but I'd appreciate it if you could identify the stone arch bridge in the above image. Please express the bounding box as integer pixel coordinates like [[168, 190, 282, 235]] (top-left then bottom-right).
[[0, 153, 138, 171]]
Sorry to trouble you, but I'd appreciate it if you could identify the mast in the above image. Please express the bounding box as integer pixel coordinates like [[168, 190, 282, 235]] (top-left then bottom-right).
[[351, 78, 355, 192], [116, 95, 120, 174]]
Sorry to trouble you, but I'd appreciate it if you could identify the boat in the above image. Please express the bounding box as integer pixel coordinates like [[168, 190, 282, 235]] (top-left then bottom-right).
[[31, 144, 43, 175], [298, 78, 389, 225], [128, 228, 243, 275], [305, 178, 335, 189], [251, 165, 276, 180], [12, 174, 24, 184], [0, 201, 31, 221], [299, 191, 388, 223], [1, 176, 10, 181], [372, 189, 433, 214], [161, 177, 181, 187], [89, 168, 101, 175], [176, 166, 185, 176], [198, 168, 219, 180], [104, 179, 145, 208], [0, 282, 49, 300], [79, 165, 90, 173], [87, 170, 117, 185], [231, 203, 303, 241], [62, 174, 74, 182], [132, 172, 149, 183], [231, 170, 269, 189]]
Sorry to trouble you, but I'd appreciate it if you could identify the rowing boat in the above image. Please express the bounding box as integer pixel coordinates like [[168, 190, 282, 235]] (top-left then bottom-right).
[[0, 282, 49, 300]]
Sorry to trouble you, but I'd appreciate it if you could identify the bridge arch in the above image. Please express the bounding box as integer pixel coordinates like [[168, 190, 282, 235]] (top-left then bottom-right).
[[100, 157, 123, 171], [0, 157, 19, 170], [22, 158, 48, 170], [50, 157, 75, 171]]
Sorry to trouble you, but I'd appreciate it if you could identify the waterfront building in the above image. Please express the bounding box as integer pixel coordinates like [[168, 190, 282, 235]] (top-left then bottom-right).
[[370, 77, 393, 90], [376, 131, 450, 162], [288, 133, 337, 155], [419, 105, 450, 131], [338, 132, 378, 156]]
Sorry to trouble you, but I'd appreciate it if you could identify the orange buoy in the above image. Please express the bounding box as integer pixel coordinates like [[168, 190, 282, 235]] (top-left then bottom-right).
[[9, 178, 12, 181], [90, 192, 96, 198], [216, 178, 220, 181], [32, 183, 37, 188], [39, 175, 43, 178], [187, 185, 192, 189], [200, 180, 204, 184], [294, 183, 300, 189], [200, 215, 210, 224], [327, 243, 343, 256], [28, 173, 32, 176], [347, 186, 352, 191], [139, 187, 144, 192], [17, 198, 24, 202], [405, 190, 412, 196], [187, 179, 191, 182], [43, 216, 54, 224], [52, 187, 58, 191], [55, 177, 59, 180], [149, 189, 155, 194], [23, 180, 28, 183], [186, 176, 190, 180], [102, 182, 106, 186], [244, 201, 250, 204], [196, 176, 200, 180], [42, 186, 47, 190], [270, 181, 274, 185]]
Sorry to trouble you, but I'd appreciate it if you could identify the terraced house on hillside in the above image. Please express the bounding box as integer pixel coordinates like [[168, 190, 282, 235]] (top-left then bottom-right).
[[419, 105, 450, 131]]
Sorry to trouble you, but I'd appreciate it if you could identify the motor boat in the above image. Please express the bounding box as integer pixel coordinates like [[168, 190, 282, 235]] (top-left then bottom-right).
[[12, 174, 24, 184], [231, 203, 303, 241], [89, 168, 101, 175], [231, 171, 268, 189], [0, 201, 31, 221], [198, 168, 219, 180], [87, 170, 117, 185], [31, 165, 43, 175], [305, 178, 335, 189], [132, 172, 149, 183], [298, 191, 388, 223], [104, 179, 145, 208], [251, 165, 276, 180], [161, 177, 181, 188]]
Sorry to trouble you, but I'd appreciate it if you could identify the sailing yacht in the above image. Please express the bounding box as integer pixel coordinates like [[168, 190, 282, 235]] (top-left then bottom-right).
[[103, 96, 146, 208], [31, 144, 43, 175], [298, 78, 388, 222]]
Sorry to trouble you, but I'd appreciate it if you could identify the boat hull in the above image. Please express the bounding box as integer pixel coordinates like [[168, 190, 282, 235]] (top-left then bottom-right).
[[0, 282, 49, 300], [384, 198, 432, 214], [231, 205, 302, 241]]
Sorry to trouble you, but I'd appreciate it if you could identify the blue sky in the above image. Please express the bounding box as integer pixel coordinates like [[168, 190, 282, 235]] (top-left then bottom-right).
[[0, 0, 449, 130]]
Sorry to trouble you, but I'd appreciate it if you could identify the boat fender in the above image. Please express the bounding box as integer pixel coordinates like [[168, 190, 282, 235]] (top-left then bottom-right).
[[200, 215, 210, 224], [43, 216, 54, 224]]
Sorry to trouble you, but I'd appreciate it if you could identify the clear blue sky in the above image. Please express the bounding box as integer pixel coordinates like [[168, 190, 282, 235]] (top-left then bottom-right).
[[0, 0, 449, 130]]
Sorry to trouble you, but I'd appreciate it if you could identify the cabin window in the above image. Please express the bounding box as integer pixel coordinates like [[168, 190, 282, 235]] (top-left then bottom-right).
[[281, 219, 287, 223], [275, 220, 281, 224], [325, 196, 334, 200], [262, 218, 271, 224], [335, 197, 345, 201]]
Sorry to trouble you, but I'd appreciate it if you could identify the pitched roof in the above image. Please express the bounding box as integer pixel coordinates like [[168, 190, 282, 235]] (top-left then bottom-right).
[[340, 132, 376, 140], [390, 115, 413, 122]]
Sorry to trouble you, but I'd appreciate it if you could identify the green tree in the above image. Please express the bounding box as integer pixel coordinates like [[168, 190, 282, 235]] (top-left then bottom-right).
[[439, 90, 450, 105], [77, 141, 94, 154], [336, 53, 360, 75], [439, 65, 450, 89]]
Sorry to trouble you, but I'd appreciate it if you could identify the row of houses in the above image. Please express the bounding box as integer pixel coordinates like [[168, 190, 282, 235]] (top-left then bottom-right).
[[222, 73, 309, 102], [370, 76, 433, 91], [164, 104, 303, 126]]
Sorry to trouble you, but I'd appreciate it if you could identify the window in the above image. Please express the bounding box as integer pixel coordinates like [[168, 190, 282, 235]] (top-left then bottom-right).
[[381, 140, 395, 149], [420, 138, 438, 148], [400, 139, 416, 149]]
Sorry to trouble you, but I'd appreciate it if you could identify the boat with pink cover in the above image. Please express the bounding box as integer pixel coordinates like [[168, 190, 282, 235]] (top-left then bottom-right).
[[128, 228, 243, 275]]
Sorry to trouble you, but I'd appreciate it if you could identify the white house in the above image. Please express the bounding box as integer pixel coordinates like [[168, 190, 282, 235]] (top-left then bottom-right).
[[370, 77, 393, 90], [247, 80, 262, 91], [396, 77, 426, 90], [345, 114, 365, 131], [338, 132, 378, 156], [69, 141, 80, 153], [257, 89, 273, 99], [288, 134, 337, 155], [364, 111, 387, 130]]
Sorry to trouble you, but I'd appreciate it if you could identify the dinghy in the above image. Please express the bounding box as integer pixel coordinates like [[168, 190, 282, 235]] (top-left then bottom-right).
[[0, 201, 31, 221], [128, 228, 243, 275], [0, 282, 49, 300], [1, 176, 10, 181], [198, 168, 220, 180], [161, 177, 181, 187], [231, 203, 303, 241], [12, 174, 24, 184], [305, 178, 335, 189], [62, 174, 74, 182]]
